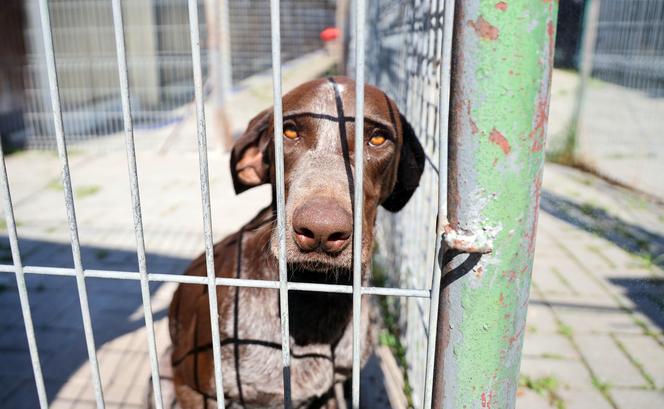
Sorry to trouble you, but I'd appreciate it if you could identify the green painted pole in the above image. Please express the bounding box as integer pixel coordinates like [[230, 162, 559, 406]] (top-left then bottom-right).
[[432, 1, 558, 408]]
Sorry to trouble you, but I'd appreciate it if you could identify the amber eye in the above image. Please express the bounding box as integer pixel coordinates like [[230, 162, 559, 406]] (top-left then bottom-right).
[[283, 122, 299, 140], [369, 133, 387, 146]]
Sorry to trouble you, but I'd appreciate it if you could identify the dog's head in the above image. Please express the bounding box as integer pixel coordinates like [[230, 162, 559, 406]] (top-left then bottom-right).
[[230, 77, 424, 277]]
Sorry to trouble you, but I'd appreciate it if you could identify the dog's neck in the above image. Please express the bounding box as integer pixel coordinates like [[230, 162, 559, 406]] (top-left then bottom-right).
[[244, 206, 366, 346]]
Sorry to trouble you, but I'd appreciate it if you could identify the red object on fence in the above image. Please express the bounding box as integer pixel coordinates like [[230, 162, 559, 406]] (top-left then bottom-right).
[[320, 27, 340, 42]]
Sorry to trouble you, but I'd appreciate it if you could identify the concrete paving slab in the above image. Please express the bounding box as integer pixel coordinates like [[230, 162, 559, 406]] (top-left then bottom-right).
[[557, 387, 614, 409], [525, 296, 561, 334], [609, 388, 664, 409], [522, 333, 579, 361], [515, 388, 552, 409], [543, 293, 644, 335], [615, 334, 664, 389], [519, 357, 593, 388], [575, 334, 647, 388]]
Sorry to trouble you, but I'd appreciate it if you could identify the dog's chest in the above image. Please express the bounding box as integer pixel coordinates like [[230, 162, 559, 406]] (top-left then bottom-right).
[[218, 287, 365, 407]]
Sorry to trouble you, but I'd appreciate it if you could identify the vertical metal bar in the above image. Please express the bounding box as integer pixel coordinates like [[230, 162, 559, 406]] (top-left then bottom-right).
[[351, 0, 365, 407], [573, 0, 601, 159], [269, 0, 292, 406], [186, 0, 226, 406], [434, 1, 558, 408], [334, 0, 350, 72], [346, 0, 357, 73], [206, 0, 232, 106], [0, 144, 48, 409], [218, 0, 233, 102], [109, 1, 163, 408], [36, 1, 106, 407], [423, 0, 455, 408]]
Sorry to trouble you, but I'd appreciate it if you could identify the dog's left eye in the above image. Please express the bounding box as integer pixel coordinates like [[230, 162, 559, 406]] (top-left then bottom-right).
[[283, 123, 299, 140], [369, 132, 387, 146]]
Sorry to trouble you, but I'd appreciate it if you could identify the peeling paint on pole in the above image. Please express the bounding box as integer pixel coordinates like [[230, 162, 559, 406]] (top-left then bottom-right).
[[433, 1, 558, 408]]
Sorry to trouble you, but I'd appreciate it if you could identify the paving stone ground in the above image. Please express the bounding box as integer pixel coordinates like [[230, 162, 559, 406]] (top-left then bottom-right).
[[0, 66, 663, 409], [517, 163, 664, 409]]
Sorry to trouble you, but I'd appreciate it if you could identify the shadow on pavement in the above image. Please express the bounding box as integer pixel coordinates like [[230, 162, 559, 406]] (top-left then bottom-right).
[[539, 189, 664, 333], [609, 277, 664, 331], [0, 236, 192, 409], [540, 189, 664, 270]]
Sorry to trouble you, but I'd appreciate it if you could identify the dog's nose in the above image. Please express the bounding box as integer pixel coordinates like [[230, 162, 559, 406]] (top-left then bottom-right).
[[292, 198, 352, 253]]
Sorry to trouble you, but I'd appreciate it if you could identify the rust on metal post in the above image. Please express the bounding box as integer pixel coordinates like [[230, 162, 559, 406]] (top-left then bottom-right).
[[432, 0, 559, 408]]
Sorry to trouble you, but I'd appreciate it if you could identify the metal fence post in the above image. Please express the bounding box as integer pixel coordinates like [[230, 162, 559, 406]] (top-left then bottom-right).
[[432, 1, 558, 408], [205, 0, 234, 150], [572, 0, 600, 160]]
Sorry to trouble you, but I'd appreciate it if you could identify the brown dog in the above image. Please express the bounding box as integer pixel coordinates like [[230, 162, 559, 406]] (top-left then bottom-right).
[[168, 77, 424, 408]]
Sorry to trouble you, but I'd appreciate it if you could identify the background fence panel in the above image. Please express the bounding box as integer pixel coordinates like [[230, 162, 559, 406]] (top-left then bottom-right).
[[366, 1, 445, 405], [21, 0, 336, 149], [571, 0, 664, 200]]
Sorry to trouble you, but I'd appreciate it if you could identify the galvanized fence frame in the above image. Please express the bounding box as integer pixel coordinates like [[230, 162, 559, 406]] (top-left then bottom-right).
[[0, 0, 556, 408]]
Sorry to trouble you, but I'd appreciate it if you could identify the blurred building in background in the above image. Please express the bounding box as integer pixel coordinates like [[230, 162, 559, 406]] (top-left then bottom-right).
[[0, 0, 28, 151], [2, 0, 335, 149], [554, 0, 584, 68]]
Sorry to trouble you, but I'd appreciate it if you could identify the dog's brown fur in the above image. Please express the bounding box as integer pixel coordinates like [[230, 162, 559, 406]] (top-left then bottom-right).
[[168, 77, 424, 409]]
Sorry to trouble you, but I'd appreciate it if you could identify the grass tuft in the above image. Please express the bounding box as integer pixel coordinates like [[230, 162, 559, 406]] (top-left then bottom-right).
[[519, 375, 566, 409], [546, 120, 577, 167], [558, 323, 573, 338], [75, 185, 101, 199], [591, 375, 610, 395]]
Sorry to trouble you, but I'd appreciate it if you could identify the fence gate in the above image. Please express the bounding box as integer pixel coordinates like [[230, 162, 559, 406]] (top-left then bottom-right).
[[0, 0, 557, 408]]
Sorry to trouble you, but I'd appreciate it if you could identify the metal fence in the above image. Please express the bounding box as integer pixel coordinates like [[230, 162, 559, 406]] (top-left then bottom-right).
[[22, 0, 335, 149], [2, 0, 455, 408], [0, 0, 556, 408], [365, 0, 445, 403], [592, 0, 664, 92], [573, 0, 664, 199], [368, 0, 559, 407]]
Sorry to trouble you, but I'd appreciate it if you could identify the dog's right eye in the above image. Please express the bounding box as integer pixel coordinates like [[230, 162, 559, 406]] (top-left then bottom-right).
[[283, 123, 299, 140]]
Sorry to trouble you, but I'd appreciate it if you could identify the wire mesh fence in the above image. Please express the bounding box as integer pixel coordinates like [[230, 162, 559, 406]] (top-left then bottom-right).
[[574, 0, 664, 199], [229, 0, 336, 81], [592, 0, 664, 93], [22, 0, 336, 149], [365, 0, 445, 405], [1, 0, 456, 407]]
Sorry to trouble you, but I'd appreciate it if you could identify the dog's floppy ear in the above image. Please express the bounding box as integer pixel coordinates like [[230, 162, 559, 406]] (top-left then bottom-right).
[[381, 114, 425, 212], [230, 109, 272, 194]]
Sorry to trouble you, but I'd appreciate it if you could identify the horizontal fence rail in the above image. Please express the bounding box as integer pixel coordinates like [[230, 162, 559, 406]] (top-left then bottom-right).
[[0, 264, 430, 297]]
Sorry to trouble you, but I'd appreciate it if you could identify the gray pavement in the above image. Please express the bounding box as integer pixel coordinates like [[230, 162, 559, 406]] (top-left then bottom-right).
[[517, 163, 664, 409]]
